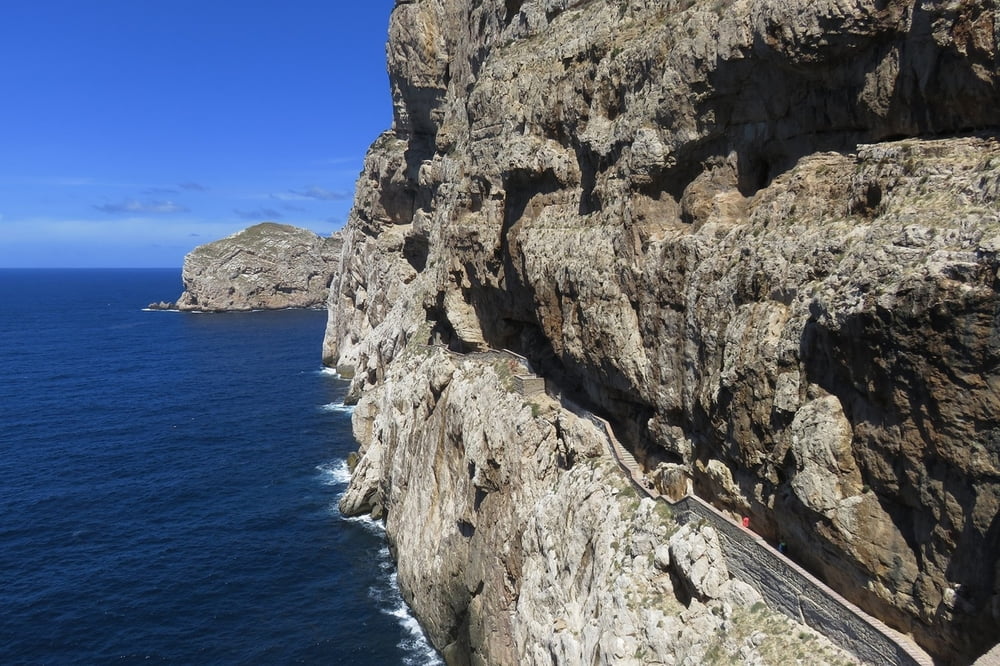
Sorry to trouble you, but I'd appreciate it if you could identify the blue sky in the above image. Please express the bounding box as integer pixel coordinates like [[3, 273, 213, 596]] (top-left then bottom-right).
[[0, 1, 394, 267]]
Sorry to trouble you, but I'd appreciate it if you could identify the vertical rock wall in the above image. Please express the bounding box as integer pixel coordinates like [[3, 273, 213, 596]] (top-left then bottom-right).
[[328, 1, 1000, 662]]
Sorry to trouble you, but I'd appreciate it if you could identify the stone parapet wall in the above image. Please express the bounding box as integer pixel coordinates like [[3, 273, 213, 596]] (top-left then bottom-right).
[[674, 496, 931, 666], [513, 375, 545, 397], [588, 408, 934, 666]]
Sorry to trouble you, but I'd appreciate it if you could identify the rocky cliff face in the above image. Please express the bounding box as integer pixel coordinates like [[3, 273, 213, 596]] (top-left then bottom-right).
[[340, 348, 863, 664], [328, 1, 1000, 663], [173, 222, 342, 311]]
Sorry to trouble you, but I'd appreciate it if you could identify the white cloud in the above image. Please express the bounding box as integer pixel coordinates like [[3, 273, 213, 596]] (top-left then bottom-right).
[[0, 216, 259, 267], [94, 199, 189, 214], [312, 156, 362, 166], [38, 177, 100, 187], [289, 185, 351, 201], [234, 207, 283, 221]]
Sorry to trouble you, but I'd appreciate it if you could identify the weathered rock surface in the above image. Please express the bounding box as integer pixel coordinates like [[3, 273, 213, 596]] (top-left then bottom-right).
[[329, 0, 1000, 663], [173, 222, 342, 311], [341, 348, 859, 665], [669, 523, 731, 601]]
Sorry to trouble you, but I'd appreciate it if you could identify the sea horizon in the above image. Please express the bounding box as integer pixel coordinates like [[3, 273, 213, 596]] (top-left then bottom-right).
[[0, 268, 441, 664]]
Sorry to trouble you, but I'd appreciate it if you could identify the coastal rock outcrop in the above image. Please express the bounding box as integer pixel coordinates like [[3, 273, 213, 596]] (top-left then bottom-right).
[[329, 0, 1000, 663], [341, 347, 860, 665], [172, 223, 342, 311]]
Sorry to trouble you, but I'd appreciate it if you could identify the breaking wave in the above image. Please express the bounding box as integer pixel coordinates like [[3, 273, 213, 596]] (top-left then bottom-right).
[[319, 401, 355, 414]]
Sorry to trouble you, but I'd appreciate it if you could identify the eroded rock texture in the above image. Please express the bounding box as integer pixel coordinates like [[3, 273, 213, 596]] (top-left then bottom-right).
[[341, 348, 862, 665], [329, 1, 1000, 663], [175, 223, 342, 311]]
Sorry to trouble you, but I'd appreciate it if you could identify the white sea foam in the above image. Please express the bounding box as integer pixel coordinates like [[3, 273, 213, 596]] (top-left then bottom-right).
[[316, 460, 352, 486], [338, 511, 443, 664], [318, 367, 343, 378], [319, 402, 355, 414], [379, 550, 443, 665], [399, 614, 444, 666], [388, 581, 443, 664], [343, 512, 387, 537]]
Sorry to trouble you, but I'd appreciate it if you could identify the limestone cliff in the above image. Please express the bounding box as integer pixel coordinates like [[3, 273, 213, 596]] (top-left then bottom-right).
[[171, 222, 342, 311], [341, 348, 864, 664], [328, 1, 1000, 663]]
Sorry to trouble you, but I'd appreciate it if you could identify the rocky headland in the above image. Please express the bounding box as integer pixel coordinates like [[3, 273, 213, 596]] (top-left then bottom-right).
[[328, 1, 1000, 664], [153, 222, 343, 312]]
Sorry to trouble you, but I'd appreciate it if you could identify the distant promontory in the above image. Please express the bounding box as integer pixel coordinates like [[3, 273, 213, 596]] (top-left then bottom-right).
[[151, 222, 343, 312]]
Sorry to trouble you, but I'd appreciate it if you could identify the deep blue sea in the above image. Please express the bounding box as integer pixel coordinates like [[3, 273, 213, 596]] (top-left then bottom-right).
[[0, 269, 441, 665]]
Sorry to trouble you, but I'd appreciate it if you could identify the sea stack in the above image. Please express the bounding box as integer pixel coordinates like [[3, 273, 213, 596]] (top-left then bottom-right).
[[171, 222, 343, 311]]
